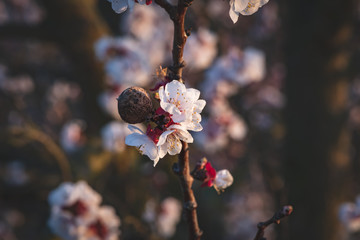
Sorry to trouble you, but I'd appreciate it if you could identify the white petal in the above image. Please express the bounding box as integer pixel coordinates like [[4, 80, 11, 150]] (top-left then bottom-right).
[[234, 0, 249, 11], [186, 88, 200, 101], [158, 130, 175, 146], [229, 2, 240, 23], [167, 136, 182, 155], [214, 170, 234, 190], [158, 143, 168, 159], [125, 133, 146, 146], [194, 100, 206, 113]]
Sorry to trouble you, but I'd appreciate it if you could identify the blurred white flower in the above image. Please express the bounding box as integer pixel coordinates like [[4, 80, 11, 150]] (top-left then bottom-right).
[[48, 181, 102, 239], [98, 89, 123, 119], [159, 80, 206, 131], [229, 0, 269, 23], [60, 120, 86, 153], [95, 37, 151, 87], [184, 28, 218, 70], [142, 197, 181, 238], [48, 181, 121, 240], [84, 206, 121, 240], [339, 196, 360, 232], [4, 161, 29, 186], [214, 170, 234, 190], [0, 73, 34, 95], [157, 198, 182, 238], [101, 121, 131, 153]]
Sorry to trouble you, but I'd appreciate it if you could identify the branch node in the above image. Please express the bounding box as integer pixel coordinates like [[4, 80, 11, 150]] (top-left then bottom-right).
[[184, 200, 197, 210]]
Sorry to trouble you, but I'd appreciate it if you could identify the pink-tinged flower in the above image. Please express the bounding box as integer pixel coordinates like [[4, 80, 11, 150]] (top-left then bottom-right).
[[125, 125, 160, 166], [159, 80, 206, 132], [48, 181, 102, 240], [60, 120, 86, 153], [214, 169, 234, 191], [229, 0, 269, 23], [85, 206, 121, 240]]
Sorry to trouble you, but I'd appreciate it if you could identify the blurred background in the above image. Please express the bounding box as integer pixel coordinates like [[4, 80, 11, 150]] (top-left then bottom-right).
[[0, 0, 359, 239]]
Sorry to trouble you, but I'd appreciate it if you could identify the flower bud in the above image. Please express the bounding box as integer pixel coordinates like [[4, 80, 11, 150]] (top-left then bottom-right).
[[117, 87, 153, 124]]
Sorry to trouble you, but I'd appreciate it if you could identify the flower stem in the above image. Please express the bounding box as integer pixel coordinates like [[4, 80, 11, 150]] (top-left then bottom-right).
[[154, 0, 202, 239]]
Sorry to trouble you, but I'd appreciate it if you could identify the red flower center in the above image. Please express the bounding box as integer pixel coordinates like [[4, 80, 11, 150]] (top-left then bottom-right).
[[62, 200, 88, 217], [89, 219, 108, 240]]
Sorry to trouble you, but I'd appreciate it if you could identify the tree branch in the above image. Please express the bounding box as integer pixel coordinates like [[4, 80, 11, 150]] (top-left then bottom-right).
[[253, 205, 293, 240], [155, 0, 201, 239]]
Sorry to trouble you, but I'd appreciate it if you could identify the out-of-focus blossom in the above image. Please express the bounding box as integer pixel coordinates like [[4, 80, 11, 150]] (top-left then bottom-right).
[[3, 161, 29, 186], [157, 198, 182, 238], [98, 88, 124, 119], [205, 47, 265, 94], [214, 169, 234, 190], [60, 120, 86, 153], [159, 80, 206, 131], [85, 206, 121, 240], [194, 118, 229, 152], [124, 5, 173, 67], [101, 121, 131, 153], [95, 37, 151, 87], [229, 0, 269, 23], [0, 72, 34, 95], [142, 197, 182, 238], [339, 196, 360, 232], [107, 0, 152, 14], [184, 28, 218, 70], [47, 81, 81, 104], [48, 181, 120, 240]]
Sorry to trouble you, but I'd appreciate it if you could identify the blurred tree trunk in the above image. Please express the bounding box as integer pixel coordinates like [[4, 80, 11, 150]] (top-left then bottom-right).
[[40, 0, 110, 133], [282, 0, 355, 239]]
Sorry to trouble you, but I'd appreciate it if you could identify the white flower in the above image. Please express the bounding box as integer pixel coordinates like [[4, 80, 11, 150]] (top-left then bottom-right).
[[157, 197, 182, 238], [101, 121, 131, 153], [184, 28, 218, 70], [60, 120, 86, 153], [48, 181, 102, 240], [125, 125, 160, 166], [229, 0, 269, 23], [159, 80, 206, 131], [157, 124, 193, 158], [214, 169, 234, 190], [83, 206, 121, 240]]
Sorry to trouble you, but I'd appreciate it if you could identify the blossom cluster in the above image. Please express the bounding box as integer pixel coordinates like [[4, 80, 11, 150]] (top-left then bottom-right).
[[48, 181, 120, 240], [195, 47, 265, 152], [125, 80, 206, 166], [142, 197, 182, 238]]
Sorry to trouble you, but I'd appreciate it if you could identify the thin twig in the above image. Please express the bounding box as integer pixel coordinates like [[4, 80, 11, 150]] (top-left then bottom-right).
[[155, 0, 201, 239], [253, 205, 293, 240]]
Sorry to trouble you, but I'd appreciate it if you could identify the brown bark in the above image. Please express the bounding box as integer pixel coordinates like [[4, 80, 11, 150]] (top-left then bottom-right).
[[282, 0, 355, 239], [155, 0, 202, 239]]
